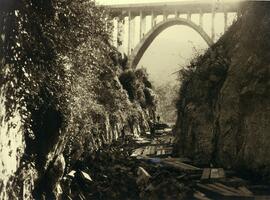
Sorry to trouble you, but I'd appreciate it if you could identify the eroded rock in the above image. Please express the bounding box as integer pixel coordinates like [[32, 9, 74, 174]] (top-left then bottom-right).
[[174, 2, 270, 179]]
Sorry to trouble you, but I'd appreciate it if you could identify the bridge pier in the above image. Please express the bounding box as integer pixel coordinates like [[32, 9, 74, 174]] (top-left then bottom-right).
[[128, 11, 136, 55], [211, 9, 216, 41], [140, 11, 146, 40], [151, 11, 156, 28], [174, 11, 179, 18], [116, 17, 124, 53], [163, 10, 168, 21], [224, 11, 228, 31], [199, 9, 204, 28], [187, 11, 191, 21], [112, 17, 118, 47]]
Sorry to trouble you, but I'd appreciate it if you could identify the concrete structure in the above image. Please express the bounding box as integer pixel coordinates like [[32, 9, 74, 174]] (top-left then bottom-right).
[[108, 1, 242, 68]]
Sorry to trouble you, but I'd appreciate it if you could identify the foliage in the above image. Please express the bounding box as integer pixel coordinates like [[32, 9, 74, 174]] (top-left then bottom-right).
[[155, 82, 179, 123], [119, 70, 137, 101], [0, 0, 133, 182], [119, 68, 157, 110], [0, 0, 156, 198], [176, 46, 229, 109]]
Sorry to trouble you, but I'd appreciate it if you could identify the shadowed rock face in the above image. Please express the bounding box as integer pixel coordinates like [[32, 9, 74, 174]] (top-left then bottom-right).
[[174, 2, 270, 178], [0, 1, 153, 199]]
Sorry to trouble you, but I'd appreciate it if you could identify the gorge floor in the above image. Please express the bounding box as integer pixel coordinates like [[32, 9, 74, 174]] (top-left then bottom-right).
[[61, 133, 270, 200]]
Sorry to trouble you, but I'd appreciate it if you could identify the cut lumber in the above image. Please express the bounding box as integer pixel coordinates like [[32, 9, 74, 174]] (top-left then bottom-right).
[[238, 186, 253, 196], [161, 158, 201, 172], [201, 168, 211, 180], [210, 168, 225, 179], [197, 183, 254, 200], [194, 190, 213, 200]]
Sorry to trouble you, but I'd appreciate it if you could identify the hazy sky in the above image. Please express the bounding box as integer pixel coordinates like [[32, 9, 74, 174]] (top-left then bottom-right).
[[97, 0, 237, 86], [138, 26, 208, 85]]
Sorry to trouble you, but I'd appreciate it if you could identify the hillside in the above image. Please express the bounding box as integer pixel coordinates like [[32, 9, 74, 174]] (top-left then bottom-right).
[[0, 1, 155, 199], [174, 2, 270, 179]]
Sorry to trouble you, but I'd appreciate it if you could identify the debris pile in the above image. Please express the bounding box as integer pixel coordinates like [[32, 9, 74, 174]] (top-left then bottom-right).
[[61, 134, 269, 200], [60, 135, 192, 200]]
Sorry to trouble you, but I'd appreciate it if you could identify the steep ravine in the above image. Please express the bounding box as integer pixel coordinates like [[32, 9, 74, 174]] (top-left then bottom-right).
[[174, 2, 270, 179]]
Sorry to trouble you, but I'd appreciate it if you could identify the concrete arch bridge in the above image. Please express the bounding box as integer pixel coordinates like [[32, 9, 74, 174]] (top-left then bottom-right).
[[108, 1, 242, 68]]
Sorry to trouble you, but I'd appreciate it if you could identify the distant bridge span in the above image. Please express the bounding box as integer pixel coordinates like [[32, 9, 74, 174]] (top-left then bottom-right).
[[129, 18, 213, 68], [107, 0, 243, 68]]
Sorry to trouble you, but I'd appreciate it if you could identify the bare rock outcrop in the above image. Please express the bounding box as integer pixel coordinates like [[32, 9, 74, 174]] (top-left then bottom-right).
[[174, 2, 270, 178]]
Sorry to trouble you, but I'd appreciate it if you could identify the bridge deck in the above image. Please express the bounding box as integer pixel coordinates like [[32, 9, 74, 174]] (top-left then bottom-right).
[[107, 0, 243, 15]]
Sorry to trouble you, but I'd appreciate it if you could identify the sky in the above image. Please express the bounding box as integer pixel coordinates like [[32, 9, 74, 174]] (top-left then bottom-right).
[[97, 0, 237, 86]]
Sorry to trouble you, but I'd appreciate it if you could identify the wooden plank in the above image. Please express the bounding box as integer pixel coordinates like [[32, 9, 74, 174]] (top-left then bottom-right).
[[210, 168, 225, 179], [238, 186, 254, 196], [194, 190, 213, 200], [197, 183, 233, 197], [131, 148, 144, 156], [219, 177, 248, 187], [150, 146, 156, 155], [214, 183, 246, 196], [156, 150, 162, 155], [162, 150, 167, 155], [201, 168, 211, 180], [218, 168, 226, 178], [162, 158, 201, 172], [212, 183, 253, 198], [207, 183, 239, 196], [143, 146, 150, 155], [197, 183, 254, 200]]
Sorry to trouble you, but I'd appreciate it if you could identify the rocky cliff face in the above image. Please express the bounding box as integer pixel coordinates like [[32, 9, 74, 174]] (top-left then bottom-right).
[[174, 2, 270, 178], [0, 1, 153, 199]]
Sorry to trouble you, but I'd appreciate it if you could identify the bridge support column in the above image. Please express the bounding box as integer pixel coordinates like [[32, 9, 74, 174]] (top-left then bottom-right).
[[174, 11, 179, 18], [128, 11, 132, 55], [187, 11, 191, 21], [114, 18, 118, 47], [163, 10, 168, 21], [116, 17, 124, 53], [211, 9, 216, 41], [113, 17, 119, 47], [140, 11, 146, 40], [151, 10, 156, 28], [224, 11, 228, 32], [128, 11, 135, 55], [105, 14, 109, 32], [199, 9, 203, 28]]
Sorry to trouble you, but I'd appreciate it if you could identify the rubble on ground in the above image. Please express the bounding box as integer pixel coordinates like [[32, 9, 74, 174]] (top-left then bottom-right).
[[61, 134, 270, 200]]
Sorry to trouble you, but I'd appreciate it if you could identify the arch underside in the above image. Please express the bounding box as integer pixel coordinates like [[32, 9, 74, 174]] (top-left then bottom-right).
[[129, 18, 213, 68]]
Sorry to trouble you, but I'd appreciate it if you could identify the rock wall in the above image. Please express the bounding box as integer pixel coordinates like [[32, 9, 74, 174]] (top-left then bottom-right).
[[174, 2, 270, 178], [0, 1, 152, 199], [0, 90, 27, 199]]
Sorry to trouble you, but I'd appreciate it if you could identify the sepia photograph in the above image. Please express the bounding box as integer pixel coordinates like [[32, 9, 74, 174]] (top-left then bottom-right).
[[0, 0, 270, 199]]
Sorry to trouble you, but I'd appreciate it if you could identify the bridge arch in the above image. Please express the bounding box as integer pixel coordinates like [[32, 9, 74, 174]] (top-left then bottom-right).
[[129, 18, 213, 68]]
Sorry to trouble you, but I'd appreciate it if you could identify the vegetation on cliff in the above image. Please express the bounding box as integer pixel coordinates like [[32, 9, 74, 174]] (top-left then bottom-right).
[[0, 0, 154, 198], [174, 2, 270, 180], [119, 68, 157, 119], [155, 82, 179, 123]]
